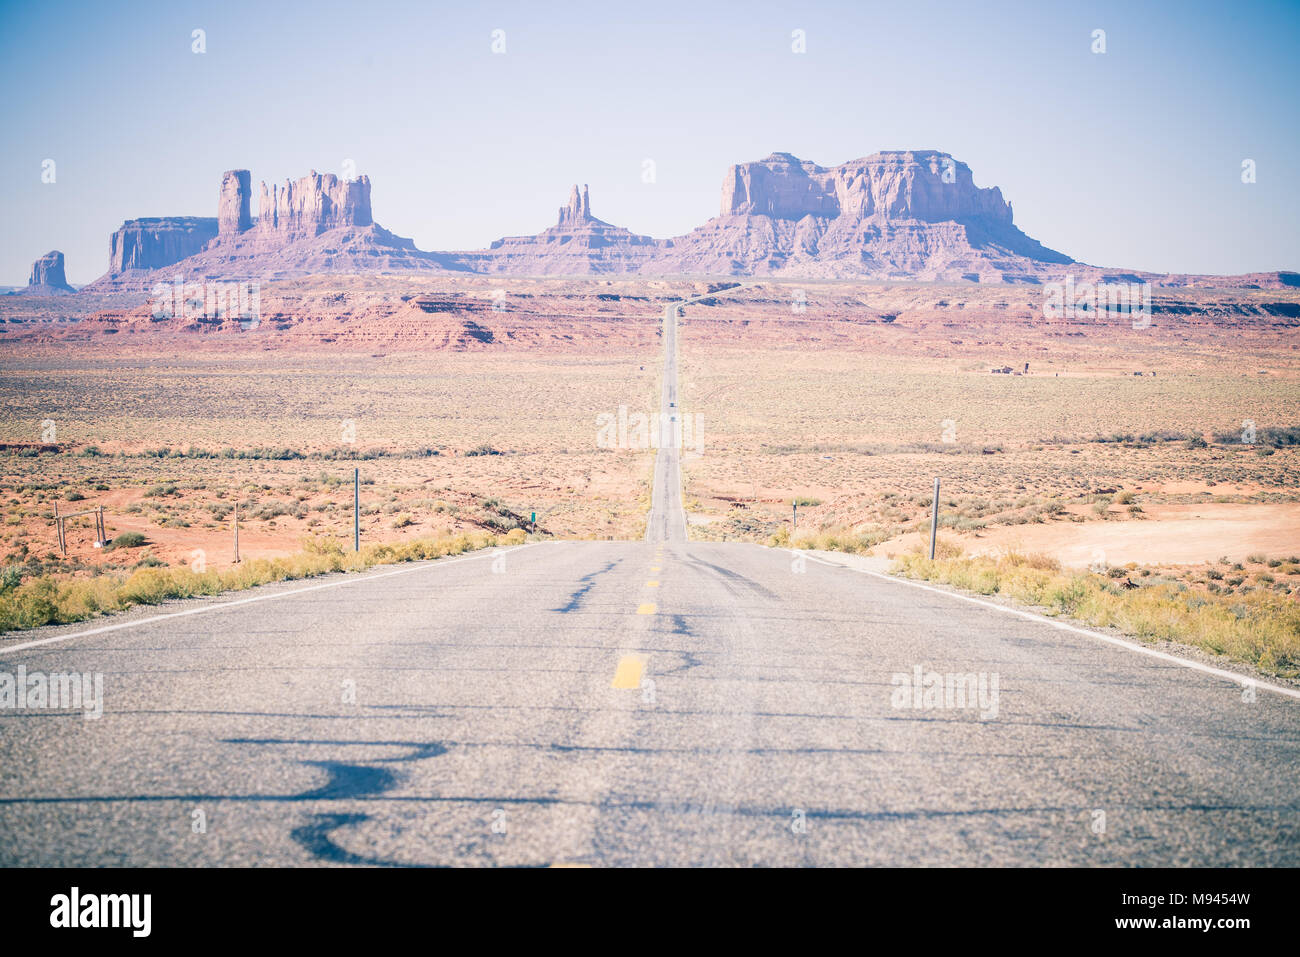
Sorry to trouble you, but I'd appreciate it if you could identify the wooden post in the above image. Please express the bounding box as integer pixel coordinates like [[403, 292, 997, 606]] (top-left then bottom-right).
[[929, 478, 941, 560], [55, 502, 64, 556], [354, 468, 360, 552], [233, 501, 240, 563]]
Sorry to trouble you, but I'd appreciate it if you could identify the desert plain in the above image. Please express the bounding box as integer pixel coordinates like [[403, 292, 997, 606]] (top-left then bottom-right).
[[1, 274, 1298, 629]]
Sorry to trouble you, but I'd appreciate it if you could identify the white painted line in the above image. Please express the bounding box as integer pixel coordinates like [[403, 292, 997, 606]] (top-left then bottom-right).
[[797, 551, 844, 567], [0, 544, 538, 656], [802, 551, 1300, 703]]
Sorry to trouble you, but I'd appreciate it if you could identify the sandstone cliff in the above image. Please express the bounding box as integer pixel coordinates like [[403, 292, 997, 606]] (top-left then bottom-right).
[[256, 171, 373, 237], [645, 150, 1073, 280], [720, 151, 1015, 223], [16, 250, 75, 295], [86, 168, 449, 290], [71, 150, 1293, 291], [219, 170, 252, 236], [108, 217, 219, 275]]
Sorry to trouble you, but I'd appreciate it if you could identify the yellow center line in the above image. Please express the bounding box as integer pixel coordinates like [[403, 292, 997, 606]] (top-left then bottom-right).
[[646, 580, 660, 587], [636, 602, 657, 615], [650, 565, 661, 573], [611, 654, 648, 688]]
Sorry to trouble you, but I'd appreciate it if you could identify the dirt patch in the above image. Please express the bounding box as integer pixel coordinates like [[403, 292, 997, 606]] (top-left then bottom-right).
[[961, 503, 1300, 567]]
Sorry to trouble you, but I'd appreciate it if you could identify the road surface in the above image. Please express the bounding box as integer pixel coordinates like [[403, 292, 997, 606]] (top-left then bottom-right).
[[646, 300, 687, 544], [0, 293, 1297, 866]]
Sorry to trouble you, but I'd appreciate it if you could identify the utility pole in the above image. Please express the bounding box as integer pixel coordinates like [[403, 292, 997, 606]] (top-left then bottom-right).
[[929, 477, 940, 560], [354, 467, 360, 552]]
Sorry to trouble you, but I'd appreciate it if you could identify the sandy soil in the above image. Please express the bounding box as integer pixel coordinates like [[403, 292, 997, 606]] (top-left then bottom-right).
[[916, 503, 1300, 567]]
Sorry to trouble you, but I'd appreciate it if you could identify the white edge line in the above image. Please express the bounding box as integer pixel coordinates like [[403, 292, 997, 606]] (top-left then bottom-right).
[[796, 549, 1300, 703], [0, 543, 539, 657]]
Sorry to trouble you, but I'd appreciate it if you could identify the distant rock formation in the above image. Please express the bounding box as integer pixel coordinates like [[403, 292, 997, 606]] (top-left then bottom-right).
[[256, 171, 373, 237], [83, 169, 448, 290], [450, 184, 661, 274], [720, 151, 1015, 223], [645, 151, 1073, 280], [558, 184, 593, 225], [218, 169, 252, 236], [17, 250, 75, 295], [447, 154, 1077, 279], [69, 150, 1295, 291], [108, 217, 219, 274]]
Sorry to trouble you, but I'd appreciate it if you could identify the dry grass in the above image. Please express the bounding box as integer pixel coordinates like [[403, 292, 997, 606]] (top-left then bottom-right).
[[893, 549, 1300, 678], [0, 527, 526, 633], [0, 348, 659, 563], [679, 319, 1300, 564], [768, 523, 893, 554]]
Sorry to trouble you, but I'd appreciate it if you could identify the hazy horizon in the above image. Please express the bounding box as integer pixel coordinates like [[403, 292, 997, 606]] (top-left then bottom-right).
[[2, 0, 1298, 284]]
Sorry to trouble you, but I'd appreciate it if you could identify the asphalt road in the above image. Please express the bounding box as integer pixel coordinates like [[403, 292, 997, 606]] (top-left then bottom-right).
[[646, 300, 686, 545], [0, 295, 1297, 866]]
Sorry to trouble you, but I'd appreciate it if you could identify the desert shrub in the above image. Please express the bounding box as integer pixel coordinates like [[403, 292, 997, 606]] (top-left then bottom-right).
[[893, 552, 1300, 678], [118, 567, 188, 605], [775, 524, 891, 554], [107, 532, 147, 550], [0, 566, 22, 593], [0, 528, 523, 634]]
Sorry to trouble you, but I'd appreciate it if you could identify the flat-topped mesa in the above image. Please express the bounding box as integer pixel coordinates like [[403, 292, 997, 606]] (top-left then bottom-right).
[[721, 150, 1014, 225], [558, 184, 594, 226], [642, 148, 1071, 280], [218, 169, 252, 236], [109, 217, 219, 274], [257, 170, 373, 238]]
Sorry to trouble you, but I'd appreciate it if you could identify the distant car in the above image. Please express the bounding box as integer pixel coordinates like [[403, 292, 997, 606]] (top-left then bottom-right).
[[670, 401, 675, 407]]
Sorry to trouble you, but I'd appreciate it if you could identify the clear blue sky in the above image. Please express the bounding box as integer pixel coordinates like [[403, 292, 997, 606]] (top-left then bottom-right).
[[2, 0, 1297, 283]]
